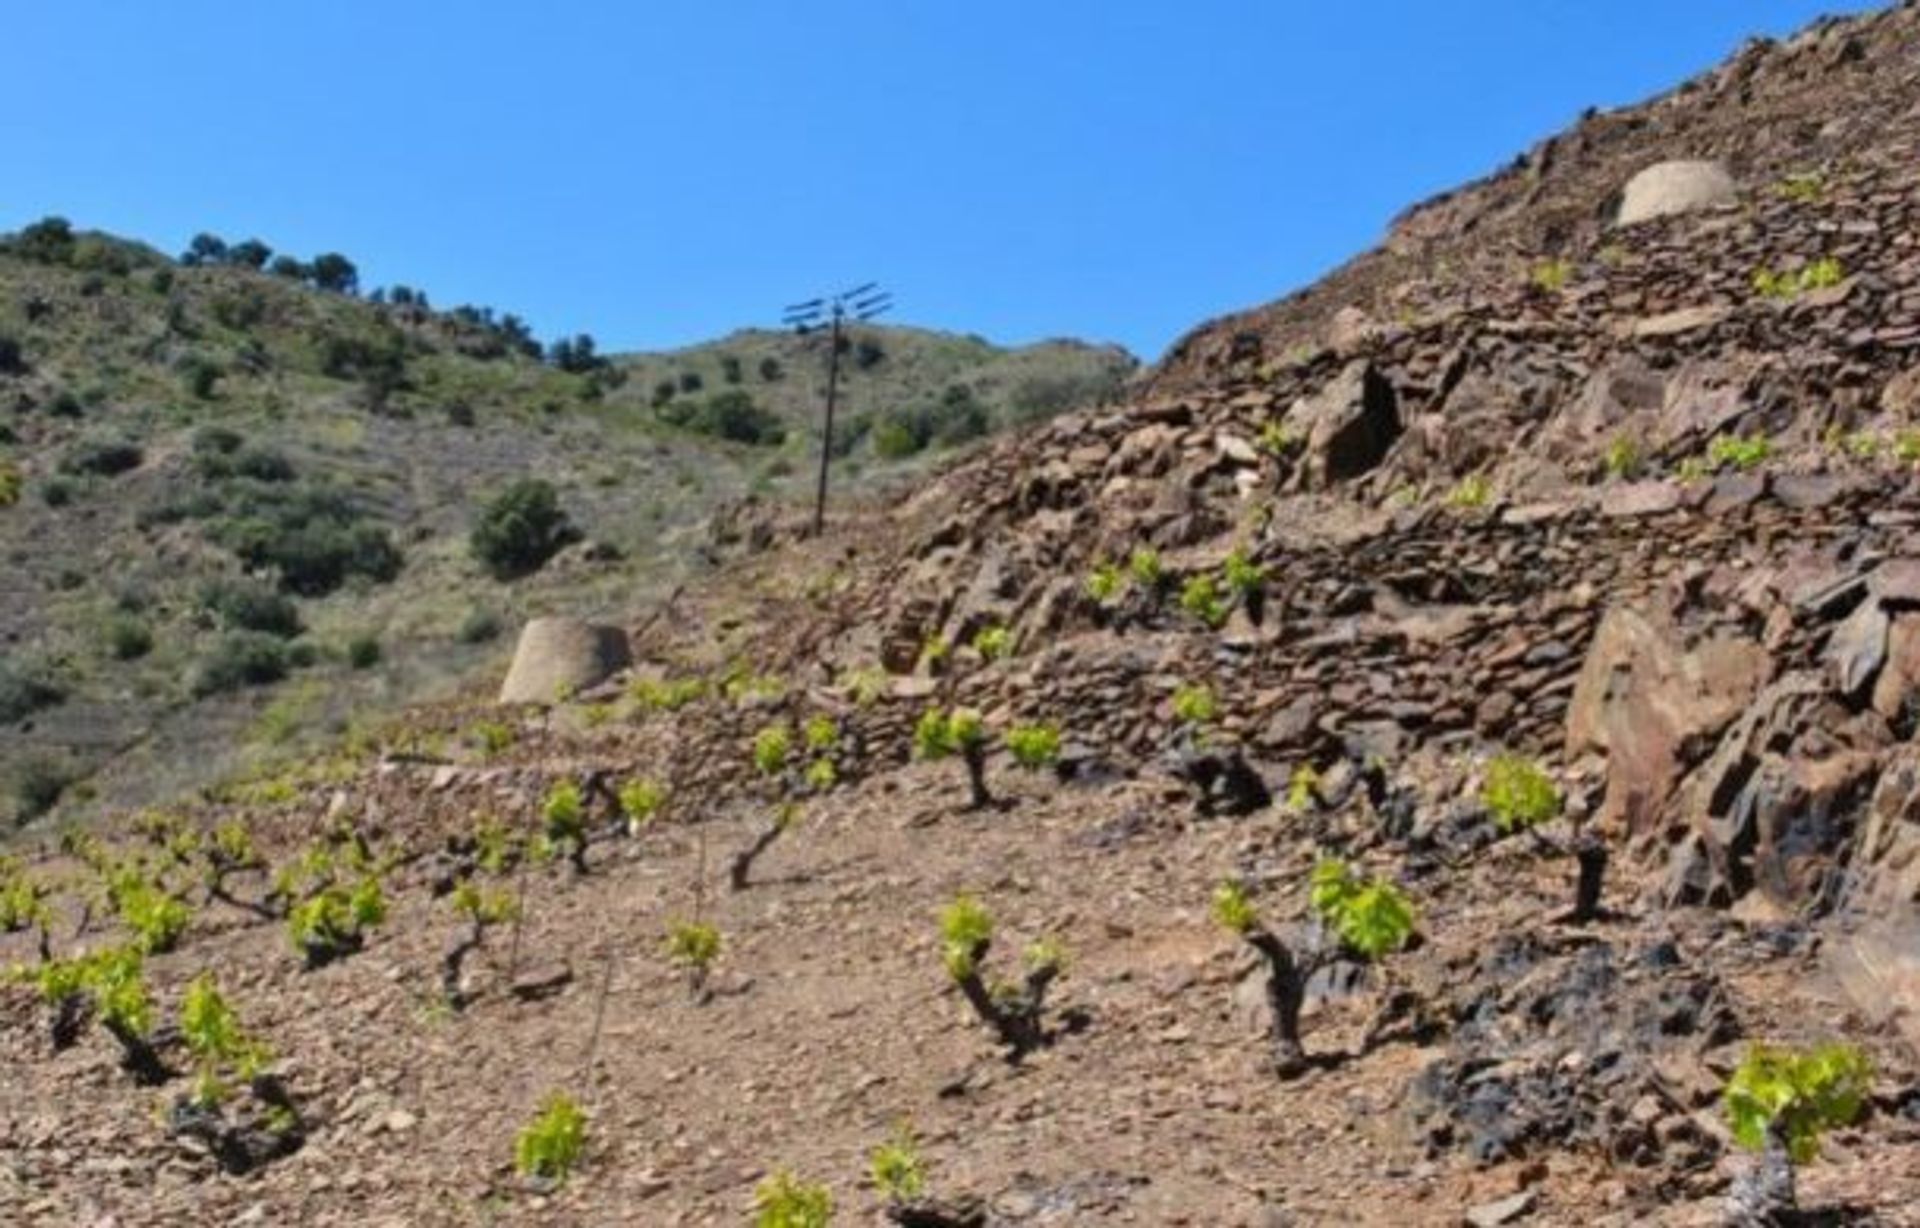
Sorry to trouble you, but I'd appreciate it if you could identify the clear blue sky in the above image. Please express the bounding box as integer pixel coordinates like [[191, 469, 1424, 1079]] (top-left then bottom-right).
[[4, 1, 1871, 361]]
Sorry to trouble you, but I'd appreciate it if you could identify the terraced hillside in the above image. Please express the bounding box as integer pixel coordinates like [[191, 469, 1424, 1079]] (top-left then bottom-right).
[[7, 5, 1920, 1227], [0, 229, 1131, 824]]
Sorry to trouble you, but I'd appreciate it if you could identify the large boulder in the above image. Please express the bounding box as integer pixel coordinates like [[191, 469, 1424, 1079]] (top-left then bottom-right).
[[1564, 602, 1771, 832], [499, 617, 632, 705], [1615, 160, 1738, 226], [1826, 750, 1920, 1054], [1281, 360, 1401, 487]]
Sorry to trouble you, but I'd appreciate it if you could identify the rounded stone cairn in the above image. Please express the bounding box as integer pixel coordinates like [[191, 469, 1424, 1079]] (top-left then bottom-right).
[[1615, 160, 1738, 227], [498, 617, 632, 705]]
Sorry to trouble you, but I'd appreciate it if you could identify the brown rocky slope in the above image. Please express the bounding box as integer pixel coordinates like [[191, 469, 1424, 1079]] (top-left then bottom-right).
[[8, 4, 1920, 1225]]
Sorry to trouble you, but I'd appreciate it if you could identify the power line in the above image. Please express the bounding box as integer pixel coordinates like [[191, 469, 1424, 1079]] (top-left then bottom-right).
[[782, 282, 892, 536]]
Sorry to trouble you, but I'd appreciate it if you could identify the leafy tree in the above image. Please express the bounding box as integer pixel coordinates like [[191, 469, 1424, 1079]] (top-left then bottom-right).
[[0, 333, 24, 375], [182, 233, 229, 266], [307, 252, 359, 294], [268, 256, 307, 281], [228, 239, 272, 270], [191, 632, 294, 696], [758, 356, 783, 382], [548, 333, 607, 374], [470, 479, 580, 580], [13, 216, 75, 264], [659, 389, 786, 445], [719, 353, 744, 384], [199, 578, 302, 638]]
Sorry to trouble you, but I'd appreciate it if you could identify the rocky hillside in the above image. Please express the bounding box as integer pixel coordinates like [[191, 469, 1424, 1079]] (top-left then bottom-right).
[[7, 5, 1920, 1226], [0, 227, 1130, 825]]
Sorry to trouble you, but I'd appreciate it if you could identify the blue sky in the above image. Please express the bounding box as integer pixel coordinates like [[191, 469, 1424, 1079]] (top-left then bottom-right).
[[4, 2, 1871, 360]]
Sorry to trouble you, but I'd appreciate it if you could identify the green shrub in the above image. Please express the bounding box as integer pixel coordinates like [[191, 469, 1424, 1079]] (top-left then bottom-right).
[[103, 615, 153, 661], [1180, 574, 1229, 628], [658, 389, 786, 446], [199, 577, 302, 638], [0, 660, 66, 723], [1724, 1043, 1870, 1163], [1708, 433, 1773, 472], [664, 920, 722, 979], [1223, 549, 1265, 598], [802, 715, 839, 752], [287, 875, 385, 964], [754, 1170, 833, 1228], [8, 755, 74, 820], [1127, 547, 1164, 589], [191, 631, 293, 696], [1006, 723, 1061, 770], [1171, 683, 1216, 725], [1481, 753, 1562, 832], [1446, 474, 1492, 509], [1258, 420, 1302, 456], [515, 1092, 588, 1184], [1529, 258, 1572, 293], [1753, 257, 1844, 299], [972, 624, 1012, 661], [470, 478, 579, 580], [345, 634, 381, 669], [542, 781, 586, 846], [938, 893, 994, 981], [211, 482, 402, 595], [1285, 764, 1320, 813], [180, 973, 271, 1107], [1309, 859, 1415, 960], [618, 779, 665, 833], [456, 607, 502, 644], [1210, 880, 1259, 935], [752, 725, 794, 777], [1603, 435, 1642, 480], [60, 438, 143, 477], [868, 1126, 926, 1202], [0, 459, 20, 508], [109, 872, 192, 953], [914, 707, 986, 761], [632, 675, 705, 710], [1085, 559, 1124, 603]]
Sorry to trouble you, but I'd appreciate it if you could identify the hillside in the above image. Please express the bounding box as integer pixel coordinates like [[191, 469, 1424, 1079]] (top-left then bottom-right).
[[0, 227, 1132, 825], [610, 327, 1135, 464], [7, 5, 1920, 1227]]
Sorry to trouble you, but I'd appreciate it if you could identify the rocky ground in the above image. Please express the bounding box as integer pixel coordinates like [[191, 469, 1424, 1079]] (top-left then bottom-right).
[[9, 4, 1920, 1226]]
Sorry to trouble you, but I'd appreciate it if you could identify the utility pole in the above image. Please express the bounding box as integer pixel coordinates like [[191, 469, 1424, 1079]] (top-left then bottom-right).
[[782, 282, 892, 536]]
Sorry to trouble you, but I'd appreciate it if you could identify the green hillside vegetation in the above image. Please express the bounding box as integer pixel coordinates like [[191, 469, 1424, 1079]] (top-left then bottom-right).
[[0, 217, 1134, 825], [611, 326, 1136, 462]]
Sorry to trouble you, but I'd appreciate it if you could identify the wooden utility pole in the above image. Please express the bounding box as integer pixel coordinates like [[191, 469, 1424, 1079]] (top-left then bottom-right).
[[783, 283, 892, 537]]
